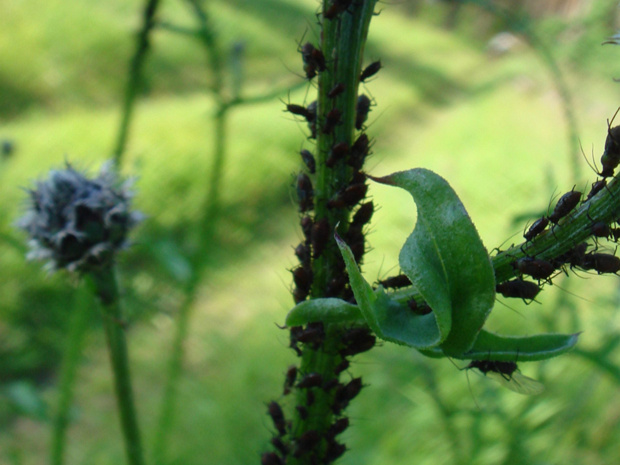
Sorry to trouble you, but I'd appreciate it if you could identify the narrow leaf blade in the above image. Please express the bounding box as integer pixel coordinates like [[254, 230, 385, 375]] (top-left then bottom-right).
[[286, 298, 364, 327]]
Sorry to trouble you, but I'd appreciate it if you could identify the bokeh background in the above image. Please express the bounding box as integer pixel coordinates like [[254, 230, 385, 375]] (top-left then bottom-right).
[[2, 0, 620, 464]]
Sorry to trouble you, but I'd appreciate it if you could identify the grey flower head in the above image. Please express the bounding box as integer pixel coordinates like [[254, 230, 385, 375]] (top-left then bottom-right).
[[17, 161, 142, 273]]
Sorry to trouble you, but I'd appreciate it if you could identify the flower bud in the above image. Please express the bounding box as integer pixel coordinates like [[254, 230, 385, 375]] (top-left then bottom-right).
[[17, 162, 142, 272]]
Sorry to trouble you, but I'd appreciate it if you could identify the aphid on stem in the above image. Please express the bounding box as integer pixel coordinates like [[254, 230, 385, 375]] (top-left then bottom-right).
[[355, 94, 372, 130], [523, 216, 549, 242], [548, 188, 581, 224], [360, 60, 382, 82], [600, 107, 620, 177]]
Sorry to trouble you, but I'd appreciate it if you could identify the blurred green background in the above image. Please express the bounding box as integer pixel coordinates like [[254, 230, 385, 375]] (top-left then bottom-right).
[[2, 0, 620, 464]]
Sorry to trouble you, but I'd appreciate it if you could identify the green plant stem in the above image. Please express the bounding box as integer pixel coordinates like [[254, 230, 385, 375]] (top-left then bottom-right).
[[90, 266, 145, 465], [113, 0, 161, 167], [50, 288, 91, 465], [287, 3, 378, 465]]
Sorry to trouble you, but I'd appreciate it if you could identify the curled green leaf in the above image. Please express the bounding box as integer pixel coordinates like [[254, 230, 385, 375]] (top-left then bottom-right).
[[372, 169, 496, 357], [336, 233, 444, 348]]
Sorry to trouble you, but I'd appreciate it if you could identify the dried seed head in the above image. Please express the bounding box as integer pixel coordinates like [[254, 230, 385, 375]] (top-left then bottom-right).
[[17, 161, 142, 273]]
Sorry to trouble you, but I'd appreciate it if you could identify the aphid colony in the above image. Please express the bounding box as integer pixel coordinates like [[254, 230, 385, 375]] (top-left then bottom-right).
[[264, 4, 383, 464], [264, 322, 373, 464]]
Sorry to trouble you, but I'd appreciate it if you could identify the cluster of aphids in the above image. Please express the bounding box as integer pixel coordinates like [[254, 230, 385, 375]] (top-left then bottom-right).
[[287, 41, 381, 305], [496, 110, 620, 303], [262, 325, 375, 465], [264, 4, 382, 465]]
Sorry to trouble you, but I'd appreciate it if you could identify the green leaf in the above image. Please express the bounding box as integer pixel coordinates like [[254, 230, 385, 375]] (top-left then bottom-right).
[[286, 298, 364, 327], [420, 330, 580, 361], [372, 169, 496, 357], [336, 233, 445, 348]]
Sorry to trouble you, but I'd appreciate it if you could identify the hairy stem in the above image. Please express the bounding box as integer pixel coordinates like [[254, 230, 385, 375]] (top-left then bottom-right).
[[112, 0, 161, 167]]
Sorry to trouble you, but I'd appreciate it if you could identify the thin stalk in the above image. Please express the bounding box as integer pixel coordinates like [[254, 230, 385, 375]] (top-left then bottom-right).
[[50, 288, 91, 465], [90, 266, 145, 465], [112, 0, 161, 167], [153, 2, 226, 461]]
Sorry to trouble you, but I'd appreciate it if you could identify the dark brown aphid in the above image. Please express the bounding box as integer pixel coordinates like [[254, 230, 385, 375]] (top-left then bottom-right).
[[300, 42, 326, 79], [586, 179, 607, 201], [467, 360, 517, 378], [328, 83, 345, 99], [283, 365, 297, 395], [292, 266, 312, 293], [296, 405, 308, 420], [351, 202, 374, 229], [611, 228, 620, 242], [514, 257, 556, 281], [261, 452, 284, 465], [407, 299, 432, 315], [348, 236, 365, 263], [289, 326, 303, 355], [267, 401, 287, 436], [296, 173, 314, 212], [270, 437, 289, 457], [341, 328, 376, 356], [285, 102, 313, 120], [600, 109, 620, 177], [306, 390, 315, 406], [300, 149, 316, 174], [325, 440, 347, 462], [355, 94, 372, 130], [581, 252, 620, 274], [326, 141, 349, 168], [294, 242, 310, 265], [323, 108, 342, 134], [524, 217, 549, 242], [293, 430, 321, 458], [324, 0, 353, 19], [293, 286, 309, 304], [327, 417, 349, 438], [554, 242, 588, 269], [548, 189, 582, 224], [297, 372, 323, 389], [378, 274, 411, 289], [312, 218, 330, 258], [300, 216, 313, 241], [592, 222, 611, 239], [296, 322, 325, 346], [360, 60, 382, 82], [327, 183, 368, 209], [496, 279, 540, 300], [333, 377, 363, 413], [322, 377, 339, 391], [305, 100, 317, 138], [349, 133, 370, 171]]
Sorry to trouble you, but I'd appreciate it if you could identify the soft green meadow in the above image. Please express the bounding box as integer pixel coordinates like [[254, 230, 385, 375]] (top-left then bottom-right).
[[2, 1, 620, 464]]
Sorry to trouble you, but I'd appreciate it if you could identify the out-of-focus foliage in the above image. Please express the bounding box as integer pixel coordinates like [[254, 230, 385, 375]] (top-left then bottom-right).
[[2, 1, 620, 464]]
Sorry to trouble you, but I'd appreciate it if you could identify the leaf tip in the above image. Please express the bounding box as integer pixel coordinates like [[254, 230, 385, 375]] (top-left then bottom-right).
[[367, 174, 395, 185]]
